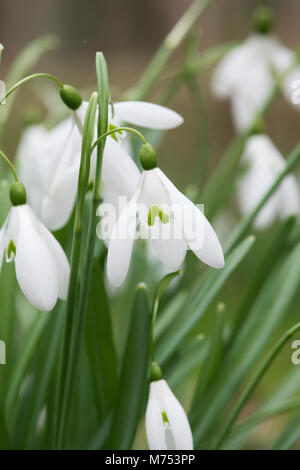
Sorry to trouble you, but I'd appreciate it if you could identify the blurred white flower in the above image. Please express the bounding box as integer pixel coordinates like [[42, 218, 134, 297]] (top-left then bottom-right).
[[237, 134, 300, 228], [211, 34, 300, 131], [145, 379, 193, 450], [107, 166, 224, 287], [18, 120, 81, 231], [0, 204, 69, 311], [18, 101, 183, 231]]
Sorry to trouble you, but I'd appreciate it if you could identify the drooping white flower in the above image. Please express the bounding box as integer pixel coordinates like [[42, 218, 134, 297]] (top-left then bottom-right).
[[107, 146, 224, 287], [211, 34, 300, 131], [18, 120, 81, 231], [237, 134, 300, 228], [18, 101, 183, 231], [0, 202, 70, 311], [145, 379, 193, 450]]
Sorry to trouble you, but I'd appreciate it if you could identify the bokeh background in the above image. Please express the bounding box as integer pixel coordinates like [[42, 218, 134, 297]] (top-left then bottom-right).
[[1, 0, 300, 449], [2, 0, 300, 185]]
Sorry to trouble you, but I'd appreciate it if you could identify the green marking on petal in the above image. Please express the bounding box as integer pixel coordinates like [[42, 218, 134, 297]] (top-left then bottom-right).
[[108, 123, 124, 141], [7, 240, 16, 260], [148, 205, 169, 226], [162, 411, 170, 425]]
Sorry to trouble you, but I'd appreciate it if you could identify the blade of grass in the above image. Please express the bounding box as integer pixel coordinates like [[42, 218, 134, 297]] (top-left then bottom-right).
[[189, 303, 225, 423], [85, 260, 118, 421], [214, 321, 300, 449], [128, 0, 215, 100], [192, 242, 300, 446], [108, 284, 151, 450], [156, 235, 255, 364]]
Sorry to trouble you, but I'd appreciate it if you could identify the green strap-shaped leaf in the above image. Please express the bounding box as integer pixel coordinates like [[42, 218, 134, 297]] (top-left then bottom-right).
[[109, 284, 151, 450], [85, 260, 118, 421], [5, 311, 49, 420], [272, 410, 300, 450], [189, 303, 225, 424], [0, 400, 10, 449], [156, 236, 255, 364], [192, 242, 300, 447]]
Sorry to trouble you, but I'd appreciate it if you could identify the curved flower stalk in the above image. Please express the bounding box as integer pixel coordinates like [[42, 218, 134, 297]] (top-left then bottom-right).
[[107, 144, 224, 287], [18, 100, 183, 231], [145, 377, 193, 450], [0, 182, 70, 311], [0, 43, 6, 104], [237, 134, 300, 228], [211, 25, 300, 131]]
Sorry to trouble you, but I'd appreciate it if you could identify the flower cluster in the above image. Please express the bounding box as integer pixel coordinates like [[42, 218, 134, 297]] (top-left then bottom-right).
[[211, 6, 300, 228]]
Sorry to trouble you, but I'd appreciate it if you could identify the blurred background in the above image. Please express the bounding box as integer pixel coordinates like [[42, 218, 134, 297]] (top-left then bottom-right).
[[1, 0, 300, 186], [1, 0, 300, 450]]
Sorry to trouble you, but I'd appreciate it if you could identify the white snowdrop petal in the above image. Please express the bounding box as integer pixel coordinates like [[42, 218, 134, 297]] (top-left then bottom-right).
[[211, 44, 248, 98], [107, 190, 139, 287], [145, 380, 193, 450], [151, 223, 187, 270], [237, 135, 291, 228], [102, 137, 141, 198], [280, 175, 300, 220], [32, 211, 70, 300], [155, 169, 224, 269], [114, 101, 184, 129], [40, 165, 79, 231], [146, 381, 169, 450], [15, 206, 59, 311]]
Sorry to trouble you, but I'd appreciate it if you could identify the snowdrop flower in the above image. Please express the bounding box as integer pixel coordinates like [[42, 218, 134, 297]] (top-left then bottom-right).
[[18, 120, 82, 231], [211, 7, 300, 131], [145, 364, 193, 450], [237, 134, 300, 228], [19, 99, 183, 231], [0, 181, 70, 311], [107, 144, 224, 287]]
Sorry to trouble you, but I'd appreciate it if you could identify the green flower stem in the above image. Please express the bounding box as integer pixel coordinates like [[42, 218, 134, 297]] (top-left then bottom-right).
[[150, 296, 160, 362], [214, 321, 300, 449], [74, 52, 109, 328], [1, 72, 63, 104], [91, 126, 146, 151], [128, 0, 215, 100], [149, 270, 182, 363], [54, 93, 98, 450], [225, 141, 300, 254], [55, 54, 109, 449], [0, 150, 18, 181]]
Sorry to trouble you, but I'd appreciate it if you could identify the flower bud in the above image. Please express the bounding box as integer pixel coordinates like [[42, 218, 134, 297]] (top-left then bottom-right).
[[150, 361, 163, 381], [60, 84, 82, 110], [140, 143, 157, 171], [253, 6, 273, 35], [10, 181, 27, 206]]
